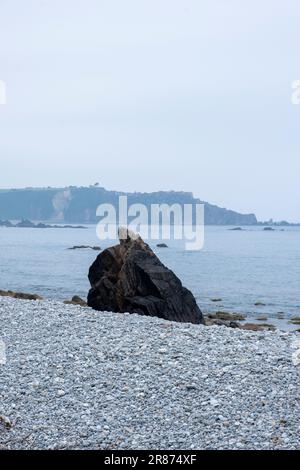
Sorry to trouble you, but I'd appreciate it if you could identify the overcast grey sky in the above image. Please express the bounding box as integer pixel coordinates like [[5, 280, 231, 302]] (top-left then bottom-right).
[[0, 0, 299, 221]]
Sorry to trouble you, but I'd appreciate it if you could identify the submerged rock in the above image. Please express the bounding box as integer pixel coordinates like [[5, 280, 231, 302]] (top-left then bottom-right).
[[241, 323, 276, 332], [256, 315, 268, 321], [68, 245, 101, 251], [208, 311, 246, 321], [203, 311, 245, 329], [64, 295, 88, 307], [87, 229, 203, 324], [0, 290, 43, 301], [203, 317, 241, 329], [156, 243, 168, 248]]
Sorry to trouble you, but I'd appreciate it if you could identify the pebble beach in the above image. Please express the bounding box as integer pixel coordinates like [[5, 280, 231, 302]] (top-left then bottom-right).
[[0, 297, 300, 450]]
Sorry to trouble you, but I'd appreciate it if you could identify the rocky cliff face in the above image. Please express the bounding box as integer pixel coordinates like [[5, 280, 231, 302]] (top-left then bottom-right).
[[0, 186, 257, 225], [87, 229, 204, 324]]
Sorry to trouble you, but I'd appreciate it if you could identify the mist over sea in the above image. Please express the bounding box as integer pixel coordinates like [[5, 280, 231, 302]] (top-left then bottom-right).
[[1, 225, 299, 330]]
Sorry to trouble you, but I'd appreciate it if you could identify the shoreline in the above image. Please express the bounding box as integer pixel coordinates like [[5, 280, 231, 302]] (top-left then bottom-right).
[[1, 296, 300, 450], [0, 289, 300, 332], [1, 289, 299, 332]]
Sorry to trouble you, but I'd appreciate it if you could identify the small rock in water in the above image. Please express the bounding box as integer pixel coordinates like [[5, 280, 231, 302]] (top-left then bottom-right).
[[207, 311, 246, 321], [63, 296, 87, 307], [0, 290, 42, 301], [241, 323, 276, 332], [68, 245, 101, 251]]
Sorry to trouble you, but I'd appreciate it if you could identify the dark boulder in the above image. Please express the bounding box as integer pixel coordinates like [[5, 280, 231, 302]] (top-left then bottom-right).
[[87, 229, 203, 324]]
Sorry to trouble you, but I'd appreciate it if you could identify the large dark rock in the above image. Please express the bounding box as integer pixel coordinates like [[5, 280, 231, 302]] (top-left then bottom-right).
[[87, 230, 203, 324]]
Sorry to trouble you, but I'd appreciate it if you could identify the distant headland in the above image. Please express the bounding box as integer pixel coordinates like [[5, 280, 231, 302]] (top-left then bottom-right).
[[0, 186, 298, 226]]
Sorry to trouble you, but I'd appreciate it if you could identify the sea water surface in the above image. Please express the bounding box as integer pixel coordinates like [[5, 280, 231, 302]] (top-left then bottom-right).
[[0, 225, 299, 330]]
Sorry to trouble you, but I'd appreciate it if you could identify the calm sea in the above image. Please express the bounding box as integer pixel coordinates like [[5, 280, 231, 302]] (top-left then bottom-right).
[[1, 225, 299, 330]]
